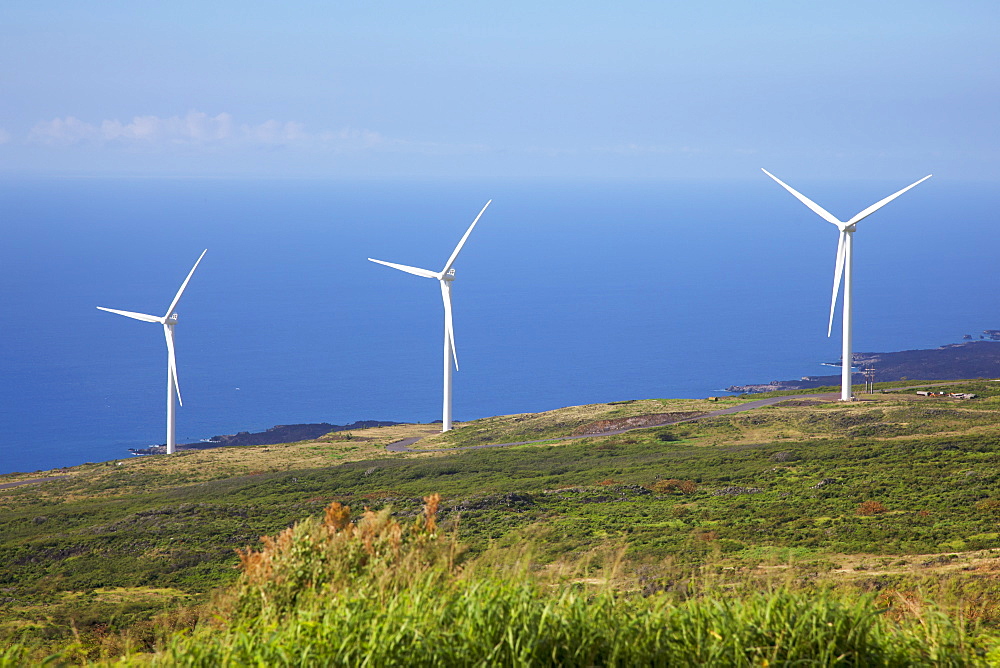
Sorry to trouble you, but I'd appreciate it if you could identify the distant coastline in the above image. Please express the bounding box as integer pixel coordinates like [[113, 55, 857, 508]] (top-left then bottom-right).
[[128, 420, 401, 456], [126, 340, 1000, 457], [726, 340, 1000, 394]]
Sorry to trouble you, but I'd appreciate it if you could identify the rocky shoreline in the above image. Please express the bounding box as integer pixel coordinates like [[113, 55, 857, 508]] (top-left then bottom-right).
[[727, 340, 1000, 393], [128, 420, 401, 456]]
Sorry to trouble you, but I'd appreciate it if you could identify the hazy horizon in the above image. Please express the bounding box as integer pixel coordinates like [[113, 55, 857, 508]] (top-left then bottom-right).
[[1, 2, 996, 182]]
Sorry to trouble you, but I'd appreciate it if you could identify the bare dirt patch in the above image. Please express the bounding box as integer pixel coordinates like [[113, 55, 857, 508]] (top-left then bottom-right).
[[573, 412, 706, 436]]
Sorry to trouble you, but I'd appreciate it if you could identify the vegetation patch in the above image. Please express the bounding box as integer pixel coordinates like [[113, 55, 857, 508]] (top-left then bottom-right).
[[5, 383, 1000, 660], [33, 497, 993, 665]]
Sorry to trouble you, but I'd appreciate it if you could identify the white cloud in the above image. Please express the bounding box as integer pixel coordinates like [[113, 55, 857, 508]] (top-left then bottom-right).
[[241, 119, 305, 144], [27, 116, 100, 145], [99, 112, 236, 144], [23, 112, 493, 161], [29, 112, 243, 147], [24, 111, 470, 156]]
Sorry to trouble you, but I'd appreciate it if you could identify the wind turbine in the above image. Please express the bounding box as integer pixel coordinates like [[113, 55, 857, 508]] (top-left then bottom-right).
[[762, 170, 931, 401], [368, 200, 491, 432], [98, 250, 207, 454]]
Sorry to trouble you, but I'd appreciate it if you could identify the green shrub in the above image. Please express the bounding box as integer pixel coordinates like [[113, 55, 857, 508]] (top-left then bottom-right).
[[228, 494, 459, 623], [651, 479, 697, 495]]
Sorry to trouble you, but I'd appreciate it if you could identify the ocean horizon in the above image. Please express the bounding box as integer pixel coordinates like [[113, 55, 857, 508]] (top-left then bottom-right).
[[1, 176, 995, 475]]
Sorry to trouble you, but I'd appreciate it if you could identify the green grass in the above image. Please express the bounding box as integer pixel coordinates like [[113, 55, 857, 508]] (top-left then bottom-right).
[[6, 384, 1000, 660], [150, 581, 992, 666], [416, 397, 736, 449], [93, 499, 998, 665]]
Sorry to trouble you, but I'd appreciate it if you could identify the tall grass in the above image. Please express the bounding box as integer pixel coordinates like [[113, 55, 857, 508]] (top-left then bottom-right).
[[153, 585, 989, 666], [0, 643, 32, 668], [172, 586, 990, 666], [125, 496, 994, 667]]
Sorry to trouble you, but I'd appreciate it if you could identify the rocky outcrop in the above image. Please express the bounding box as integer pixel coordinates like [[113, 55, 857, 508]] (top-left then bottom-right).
[[713, 486, 763, 496]]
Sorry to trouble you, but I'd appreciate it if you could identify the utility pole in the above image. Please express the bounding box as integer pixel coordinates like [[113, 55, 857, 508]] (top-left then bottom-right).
[[862, 366, 876, 394]]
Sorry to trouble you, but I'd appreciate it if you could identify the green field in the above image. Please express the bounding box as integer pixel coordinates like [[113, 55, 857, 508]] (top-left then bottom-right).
[[3, 380, 1000, 663]]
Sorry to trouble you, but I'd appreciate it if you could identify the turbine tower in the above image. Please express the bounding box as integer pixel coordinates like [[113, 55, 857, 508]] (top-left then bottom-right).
[[98, 250, 207, 454], [369, 200, 491, 432], [762, 170, 931, 401]]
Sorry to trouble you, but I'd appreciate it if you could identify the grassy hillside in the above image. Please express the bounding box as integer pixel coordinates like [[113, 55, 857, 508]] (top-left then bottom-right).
[[3, 380, 1000, 662]]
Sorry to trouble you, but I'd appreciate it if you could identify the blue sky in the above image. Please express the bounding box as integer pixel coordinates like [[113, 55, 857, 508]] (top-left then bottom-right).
[[1, 1, 996, 180]]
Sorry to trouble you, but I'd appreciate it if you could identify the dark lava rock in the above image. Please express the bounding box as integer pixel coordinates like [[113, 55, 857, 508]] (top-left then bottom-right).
[[129, 419, 401, 455], [455, 493, 535, 511]]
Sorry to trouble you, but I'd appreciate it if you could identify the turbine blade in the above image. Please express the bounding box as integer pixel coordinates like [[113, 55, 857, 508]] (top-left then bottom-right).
[[97, 307, 162, 323], [164, 324, 182, 406], [368, 258, 439, 279], [441, 200, 491, 276], [828, 231, 847, 337], [164, 249, 207, 319], [440, 280, 458, 370], [761, 169, 843, 227], [845, 175, 932, 226]]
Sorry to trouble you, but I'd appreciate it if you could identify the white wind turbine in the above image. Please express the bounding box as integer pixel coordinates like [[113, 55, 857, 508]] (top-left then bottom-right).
[[762, 170, 931, 401], [98, 250, 207, 454], [368, 200, 491, 432]]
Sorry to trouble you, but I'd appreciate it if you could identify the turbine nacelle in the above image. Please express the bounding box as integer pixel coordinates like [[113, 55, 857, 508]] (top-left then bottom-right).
[[441, 268, 456, 282], [823, 214, 858, 233]]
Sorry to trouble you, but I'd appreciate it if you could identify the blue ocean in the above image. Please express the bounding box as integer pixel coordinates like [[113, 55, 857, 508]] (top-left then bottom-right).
[[0, 176, 994, 475]]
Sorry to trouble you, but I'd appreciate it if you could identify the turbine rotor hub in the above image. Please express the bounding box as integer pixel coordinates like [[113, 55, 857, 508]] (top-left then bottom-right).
[[442, 268, 456, 282]]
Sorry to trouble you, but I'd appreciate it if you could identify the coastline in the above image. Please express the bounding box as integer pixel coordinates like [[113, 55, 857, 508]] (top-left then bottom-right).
[[130, 341, 1000, 456], [726, 340, 1000, 394], [8, 340, 1000, 472], [127, 419, 401, 456]]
